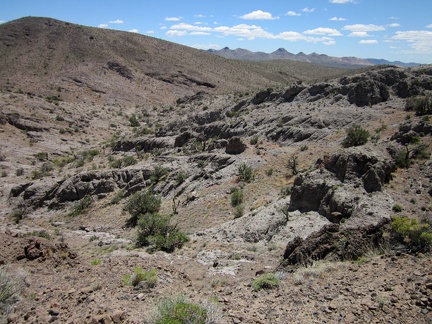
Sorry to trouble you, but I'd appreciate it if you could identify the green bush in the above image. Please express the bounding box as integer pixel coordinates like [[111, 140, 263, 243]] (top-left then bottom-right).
[[391, 216, 432, 250], [136, 213, 188, 253], [342, 125, 370, 148], [124, 190, 161, 227], [153, 297, 208, 324], [251, 273, 280, 291], [238, 163, 254, 182], [405, 95, 432, 116], [150, 165, 169, 183], [233, 204, 244, 219], [392, 204, 403, 212], [129, 114, 140, 127], [122, 156, 137, 167], [230, 188, 243, 207], [250, 135, 259, 145], [122, 268, 157, 287]]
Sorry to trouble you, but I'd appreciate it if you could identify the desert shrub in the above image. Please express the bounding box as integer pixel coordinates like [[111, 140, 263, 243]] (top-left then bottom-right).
[[129, 114, 140, 127], [150, 165, 169, 183], [122, 155, 137, 167], [124, 190, 161, 227], [233, 204, 244, 219], [395, 148, 411, 168], [300, 144, 309, 151], [238, 163, 254, 182], [250, 135, 259, 145], [28, 230, 51, 240], [230, 188, 243, 207], [136, 213, 189, 253], [175, 171, 188, 186], [31, 162, 53, 179], [133, 126, 153, 137], [391, 216, 432, 250], [123, 268, 157, 287], [287, 155, 299, 175], [69, 196, 93, 217], [342, 124, 370, 148], [251, 273, 280, 291], [111, 189, 125, 204], [392, 204, 403, 212], [405, 95, 432, 115], [153, 296, 208, 324], [280, 186, 292, 197], [0, 267, 17, 307], [16, 168, 24, 176], [34, 152, 48, 161]]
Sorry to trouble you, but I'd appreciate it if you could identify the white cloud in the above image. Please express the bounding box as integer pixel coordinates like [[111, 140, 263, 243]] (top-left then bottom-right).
[[388, 23, 400, 28], [330, 17, 346, 21], [192, 43, 221, 50], [302, 8, 315, 13], [329, 0, 355, 3], [166, 30, 187, 37], [426, 24, 432, 28], [194, 14, 205, 18], [190, 32, 211, 35], [160, 26, 167, 30], [170, 23, 212, 32], [128, 29, 139, 33], [303, 27, 342, 36], [109, 19, 124, 24], [343, 24, 385, 32], [391, 30, 432, 53], [323, 39, 336, 46], [287, 11, 301, 17], [98, 24, 108, 28], [166, 17, 182, 21], [240, 10, 279, 20], [359, 39, 378, 44], [348, 31, 370, 37], [214, 24, 274, 39], [145, 30, 155, 34], [0, 20, 5, 24]]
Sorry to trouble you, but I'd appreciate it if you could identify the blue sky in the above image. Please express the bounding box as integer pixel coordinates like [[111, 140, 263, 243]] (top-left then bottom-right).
[[1, 0, 432, 63]]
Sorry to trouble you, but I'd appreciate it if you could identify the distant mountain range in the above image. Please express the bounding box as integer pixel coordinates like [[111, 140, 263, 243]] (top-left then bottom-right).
[[207, 47, 421, 69]]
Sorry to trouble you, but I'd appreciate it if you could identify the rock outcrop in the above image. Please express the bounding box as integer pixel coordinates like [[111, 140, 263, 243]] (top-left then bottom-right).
[[289, 149, 395, 223]]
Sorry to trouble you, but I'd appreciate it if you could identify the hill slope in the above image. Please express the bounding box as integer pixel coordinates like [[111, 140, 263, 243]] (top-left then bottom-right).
[[0, 17, 350, 106]]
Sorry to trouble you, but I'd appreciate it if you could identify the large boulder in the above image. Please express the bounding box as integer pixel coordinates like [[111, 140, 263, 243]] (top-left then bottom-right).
[[347, 80, 389, 107]]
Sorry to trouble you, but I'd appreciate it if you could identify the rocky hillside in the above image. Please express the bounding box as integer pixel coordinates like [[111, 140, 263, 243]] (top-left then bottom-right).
[[0, 17, 350, 107], [1, 17, 432, 324]]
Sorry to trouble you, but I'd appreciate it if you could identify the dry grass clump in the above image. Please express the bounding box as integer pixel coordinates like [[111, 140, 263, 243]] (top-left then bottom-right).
[[292, 261, 348, 285]]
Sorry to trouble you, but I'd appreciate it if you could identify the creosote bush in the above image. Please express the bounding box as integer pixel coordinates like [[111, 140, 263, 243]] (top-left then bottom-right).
[[125, 190, 188, 252], [251, 272, 280, 291], [391, 216, 432, 251], [0, 267, 18, 308], [238, 163, 254, 182], [136, 213, 189, 253], [124, 190, 161, 228], [342, 124, 370, 148], [230, 188, 243, 207]]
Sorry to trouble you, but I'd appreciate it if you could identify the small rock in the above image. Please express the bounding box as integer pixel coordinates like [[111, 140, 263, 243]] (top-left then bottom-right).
[[48, 309, 60, 316], [111, 310, 125, 324]]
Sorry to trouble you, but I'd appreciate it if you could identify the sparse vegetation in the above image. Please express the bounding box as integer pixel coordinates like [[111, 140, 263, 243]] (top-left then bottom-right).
[[124, 190, 161, 227], [251, 273, 280, 291], [0, 267, 18, 308], [122, 268, 157, 287], [238, 163, 254, 182], [152, 296, 209, 324], [230, 188, 243, 207], [136, 213, 189, 253], [233, 204, 244, 219], [69, 196, 93, 217], [150, 165, 169, 183], [287, 155, 299, 175], [391, 216, 432, 251], [405, 95, 432, 116], [342, 124, 370, 148]]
